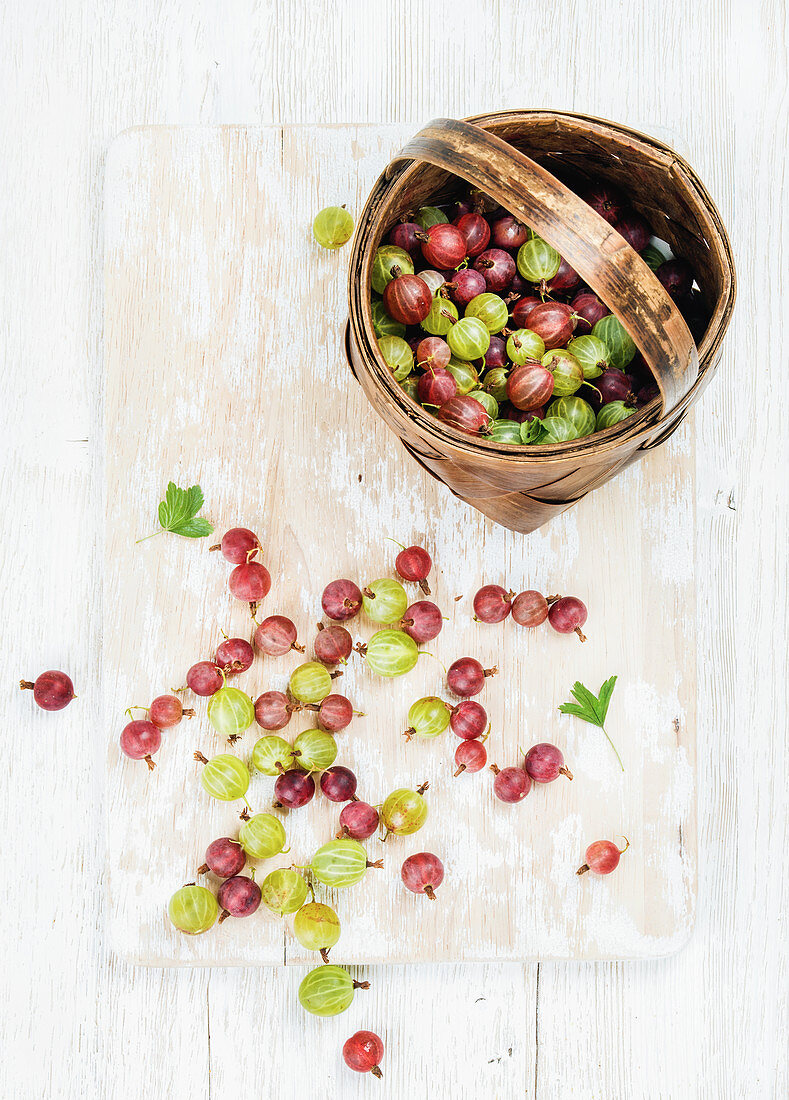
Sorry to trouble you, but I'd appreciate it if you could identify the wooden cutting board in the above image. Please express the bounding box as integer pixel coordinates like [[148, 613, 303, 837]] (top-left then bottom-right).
[[104, 125, 696, 965]]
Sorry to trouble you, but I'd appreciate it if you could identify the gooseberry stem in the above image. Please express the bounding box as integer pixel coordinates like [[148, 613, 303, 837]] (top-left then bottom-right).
[[602, 725, 624, 771]]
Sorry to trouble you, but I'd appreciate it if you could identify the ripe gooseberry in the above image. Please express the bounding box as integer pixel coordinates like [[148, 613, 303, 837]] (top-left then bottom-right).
[[450, 699, 487, 740], [198, 837, 246, 878], [312, 205, 354, 249], [455, 211, 490, 257], [511, 590, 549, 627], [254, 691, 297, 731], [274, 769, 315, 809], [548, 596, 588, 641], [388, 220, 422, 255], [491, 214, 529, 249], [415, 336, 451, 371], [338, 801, 379, 840], [447, 657, 497, 698], [404, 696, 451, 741], [401, 852, 444, 900], [320, 765, 358, 803], [149, 694, 194, 729], [454, 738, 487, 775], [314, 693, 356, 733], [298, 964, 369, 1017], [207, 683, 255, 741], [19, 670, 75, 711], [383, 273, 433, 325], [168, 884, 218, 935], [401, 600, 442, 643], [293, 901, 341, 961], [527, 301, 577, 349], [238, 811, 288, 860], [343, 1031, 385, 1079], [310, 839, 382, 889], [254, 615, 303, 657], [656, 258, 694, 299], [194, 751, 250, 802], [210, 527, 259, 564], [394, 543, 432, 593], [359, 629, 418, 677], [581, 182, 624, 225], [292, 728, 338, 773], [362, 578, 408, 624], [381, 783, 429, 838], [217, 875, 261, 921], [473, 248, 516, 293], [289, 661, 333, 705], [511, 295, 541, 328], [251, 735, 299, 775], [571, 289, 609, 334], [614, 211, 651, 252], [491, 764, 531, 803], [507, 363, 554, 412], [186, 661, 223, 697], [215, 637, 255, 674], [473, 584, 515, 623], [442, 268, 487, 309], [524, 743, 573, 782], [417, 367, 456, 407], [313, 623, 353, 665], [545, 256, 581, 293], [120, 719, 162, 770], [577, 837, 630, 876], [228, 561, 271, 609], [419, 222, 466, 269], [437, 395, 491, 435], [258, 869, 308, 916], [321, 579, 363, 622]]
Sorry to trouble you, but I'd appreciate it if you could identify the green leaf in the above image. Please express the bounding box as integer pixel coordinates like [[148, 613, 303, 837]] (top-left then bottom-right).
[[558, 675, 623, 771], [596, 675, 618, 725], [140, 482, 213, 541]]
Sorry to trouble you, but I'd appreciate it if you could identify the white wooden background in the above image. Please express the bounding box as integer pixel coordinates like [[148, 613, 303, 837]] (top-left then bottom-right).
[[2, 1, 785, 1097]]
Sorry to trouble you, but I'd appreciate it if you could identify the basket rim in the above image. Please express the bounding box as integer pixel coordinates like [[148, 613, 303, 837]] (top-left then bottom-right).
[[348, 110, 736, 461]]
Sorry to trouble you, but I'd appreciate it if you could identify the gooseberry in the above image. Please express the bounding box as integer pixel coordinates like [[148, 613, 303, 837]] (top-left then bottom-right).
[[511, 295, 541, 327], [542, 350, 584, 396], [312, 205, 354, 249], [415, 205, 448, 229], [505, 328, 545, 365], [310, 839, 382, 888], [482, 367, 509, 404], [228, 561, 271, 608], [415, 336, 451, 371], [528, 302, 577, 349], [260, 868, 309, 916], [491, 764, 531, 803], [401, 852, 444, 900], [483, 334, 507, 368], [378, 334, 413, 380], [194, 751, 250, 802], [593, 314, 637, 370], [570, 290, 609, 334], [581, 182, 624, 225], [455, 211, 490, 257], [417, 367, 456, 406], [289, 661, 332, 705], [656, 258, 693, 299], [437, 395, 490, 435], [547, 595, 588, 641], [362, 578, 408, 624], [381, 784, 429, 837], [254, 615, 302, 657], [238, 812, 288, 860], [465, 292, 509, 334], [322, 579, 363, 622], [545, 256, 581, 293], [383, 273, 433, 325], [371, 245, 413, 294], [547, 396, 596, 438], [254, 690, 297, 731], [19, 670, 75, 711], [450, 699, 487, 740], [293, 728, 338, 773], [338, 800, 379, 840], [421, 296, 458, 335], [343, 1031, 384, 1078], [511, 591, 549, 627], [207, 684, 255, 741], [315, 693, 356, 733], [596, 400, 636, 431], [274, 769, 315, 809], [218, 875, 261, 921], [508, 362, 554, 411], [454, 738, 487, 775], [298, 964, 369, 1017], [251, 734, 299, 775], [473, 584, 514, 623], [524, 742, 573, 783], [320, 765, 358, 803], [488, 419, 523, 444], [199, 837, 245, 878], [294, 901, 341, 961], [516, 238, 561, 287], [401, 600, 442, 643], [595, 368, 633, 406], [577, 837, 629, 876], [614, 211, 651, 252], [120, 719, 161, 770], [168, 884, 218, 935], [447, 316, 490, 360], [404, 696, 450, 741], [446, 359, 480, 396], [186, 661, 223, 697], [314, 623, 353, 665], [447, 657, 497, 697], [491, 214, 529, 249], [419, 222, 466, 269], [394, 544, 432, 593], [567, 335, 609, 379], [388, 220, 422, 256], [473, 248, 516, 293], [149, 694, 193, 729], [211, 527, 260, 564], [442, 268, 487, 308]]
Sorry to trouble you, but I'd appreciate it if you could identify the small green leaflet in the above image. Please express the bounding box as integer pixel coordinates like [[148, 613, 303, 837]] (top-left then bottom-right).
[[558, 675, 623, 771], [137, 482, 214, 542]]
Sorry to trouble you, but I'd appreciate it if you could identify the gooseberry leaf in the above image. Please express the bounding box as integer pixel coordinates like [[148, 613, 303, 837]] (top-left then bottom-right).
[[558, 676, 622, 770], [138, 482, 214, 541]]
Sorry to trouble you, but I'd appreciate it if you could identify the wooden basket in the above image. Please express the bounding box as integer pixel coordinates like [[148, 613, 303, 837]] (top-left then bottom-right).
[[345, 111, 736, 534]]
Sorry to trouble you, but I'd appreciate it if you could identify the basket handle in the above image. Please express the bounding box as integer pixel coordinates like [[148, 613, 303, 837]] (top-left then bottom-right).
[[389, 118, 699, 417]]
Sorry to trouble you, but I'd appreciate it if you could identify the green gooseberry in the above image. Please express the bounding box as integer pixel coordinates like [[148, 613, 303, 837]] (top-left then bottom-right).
[[421, 296, 458, 336], [567, 335, 609, 379], [260, 868, 309, 916], [196, 752, 250, 802], [362, 578, 408, 624], [207, 685, 255, 740], [371, 245, 413, 295], [404, 696, 451, 740], [371, 298, 406, 339], [516, 238, 561, 283], [293, 902, 341, 958], [293, 728, 338, 773], [363, 629, 418, 677], [593, 314, 637, 370], [468, 390, 499, 419], [506, 328, 545, 365], [596, 400, 637, 430], [547, 395, 596, 437], [378, 335, 413, 381], [541, 349, 584, 396], [447, 358, 479, 396], [251, 735, 299, 776], [289, 662, 332, 705], [381, 785, 429, 836], [447, 316, 491, 360], [399, 375, 420, 401], [482, 367, 509, 403], [312, 206, 354, 250], [168, 884, 218, 935], [238, 812, 288, 860], [465, 292, 509, 333], [298, 964, 361, 1017], [310, 839, 379, 889], [640, 243, 668, 272], [489, 419, 524, 444]]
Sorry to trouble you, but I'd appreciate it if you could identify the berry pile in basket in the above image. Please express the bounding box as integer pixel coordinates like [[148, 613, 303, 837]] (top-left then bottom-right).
[[369, 181, 707, 443]]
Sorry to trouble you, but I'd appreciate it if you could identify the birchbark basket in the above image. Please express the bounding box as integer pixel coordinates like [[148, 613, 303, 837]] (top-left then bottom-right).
[[345, 111, 736, 534]]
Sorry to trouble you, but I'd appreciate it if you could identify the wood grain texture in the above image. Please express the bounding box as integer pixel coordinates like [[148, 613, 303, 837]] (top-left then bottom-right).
[[2, 0, 786, 1097], [104, 124, 696, 965]]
